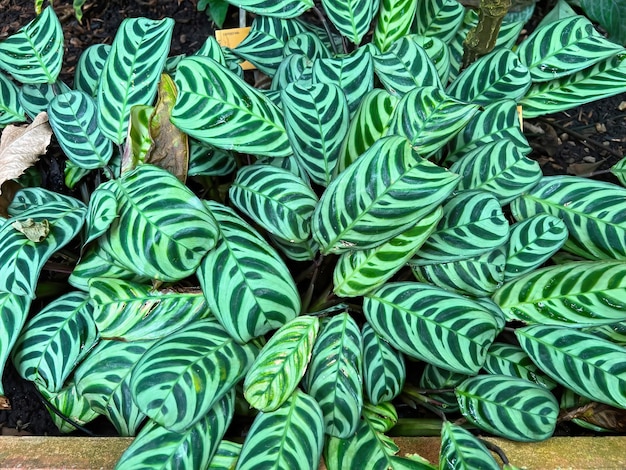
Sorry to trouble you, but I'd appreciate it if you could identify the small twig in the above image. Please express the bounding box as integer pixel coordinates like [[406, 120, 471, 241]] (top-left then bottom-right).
[[32, 386, 98, 437], [311, 7, 338, 54], [479, 438, 510, 465]]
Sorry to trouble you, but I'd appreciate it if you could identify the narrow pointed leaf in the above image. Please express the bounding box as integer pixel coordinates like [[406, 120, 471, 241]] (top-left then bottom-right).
[[439, 421, 500, 470], [172, 56, 291, 157], [130, 318, 257, 432], [517, 325, 626, 409], [313, 136, 459, 254], [303, 313, 363, 438], [244, 316, 320, 412], [198, 201, 301, 343], [374, 0, 418, 52], [364, 282, 498, 374], [320, 0, 379, 45], [236, 390, 324, 470], [74, 44, 111, 97], [0, 7, 63, 84]]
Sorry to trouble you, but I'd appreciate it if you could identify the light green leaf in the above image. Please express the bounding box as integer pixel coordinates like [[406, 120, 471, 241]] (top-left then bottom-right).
[[0, 292, 31, 396], [415, 0, 465, 44], [439, 421, 500, 470], [225, 0, 313, 18], [483, 342, 558, 390], [320, 0, 379, 45], [374, 0, 418, 52], [74, 44, 111, 97], [0, 72, 26, 127]]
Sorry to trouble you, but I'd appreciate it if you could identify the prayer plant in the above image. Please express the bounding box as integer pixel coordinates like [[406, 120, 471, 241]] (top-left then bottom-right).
[[1, 0, 626, 468]]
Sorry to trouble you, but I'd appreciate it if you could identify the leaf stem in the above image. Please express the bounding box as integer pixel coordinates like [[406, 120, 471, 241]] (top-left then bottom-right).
[[480, 438, 510, 465], [311, 6, 339, 55]]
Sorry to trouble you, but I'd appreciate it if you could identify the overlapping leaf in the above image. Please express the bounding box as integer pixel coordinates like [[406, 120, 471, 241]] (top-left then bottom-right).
[[209, 440, 242, 470], [284, 32, 331, 61], [448, 49, 531, 104], [0, 72, 25, 126], [0, 292, 31, 396], [585, 322, 626, 347], [0, 189, 86, 297], [412, 191, 509, 265], [244, 316, 319, 412], [130, 318, 257, 432], [270, 234, 320, 261], [439, 421, 500, 470], [19, 81, 71, 119], [198, 201, 300, 343], [303, 313, 363, 438], [98, 164, 218, 281], [115, 390, 233, 469], [493, 261, 626, 327], [281, 82, 350, 186], [374, 0, 418, 52], [188, 140, 236, 177], [320, 0, 379, 45], [74, 44, 111, 97], [333, 208, 442, 298], [414, 0, 465, 44], [48, 90, 113, 169], [313, 136, 459, 254], [97, 17, 174, 144], [516, 15, 624, 82], [450, 139, 540, 205], [364, 282, 499, 374], [83, 183, 117, 246], [413, 35, 451, 83], [503, 214, 568, 281], [373, 36, 442, 97], [385, 86, 480, 157], [510, 176, 626, 260], [236, 389, 323, 470], [226, 0, 313, 18], [12, 291, 97, 393], [172, 56, 291, 157], [419, 364, 468, 413], [38, 381, 100, 433], [74, 339, 153, 436], [483, 342, 557, 390], [362, 322, 406, 405], [517, 325, 626, 409], [0, 7, 63, 84]]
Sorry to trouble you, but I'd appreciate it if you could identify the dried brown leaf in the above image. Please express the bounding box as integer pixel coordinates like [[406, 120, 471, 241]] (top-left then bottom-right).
[[0, 112, 52, 194]]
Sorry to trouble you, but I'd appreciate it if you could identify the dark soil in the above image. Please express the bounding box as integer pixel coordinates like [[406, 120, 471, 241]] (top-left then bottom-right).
[[1, 0, 625, 437]]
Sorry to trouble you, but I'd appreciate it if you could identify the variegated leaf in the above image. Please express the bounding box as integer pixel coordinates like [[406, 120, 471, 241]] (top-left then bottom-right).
[[414, 0, 465, 44], [374, 0, 418, 52], [483, 342, 557, 390], [419, 364, 468, 413], [74, 44, 111, 97], [37, 381, 100, 433], [0, 292, 31, 396], [320, 0, 379, 45], [439, 421, 500, 470], [19, 81, 71, 119], [225, 0, 313, 18], [0, 72, 26, 127]]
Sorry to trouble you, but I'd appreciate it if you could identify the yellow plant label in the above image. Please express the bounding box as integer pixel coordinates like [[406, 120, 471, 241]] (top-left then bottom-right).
[[215, 27, 255, 70]]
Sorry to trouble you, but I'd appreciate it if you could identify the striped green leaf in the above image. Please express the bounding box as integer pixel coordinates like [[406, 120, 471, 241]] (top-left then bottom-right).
[[338, 88, 398, 173], [116, 390, 234, 469], [612, 156, 626, 187], [172, 56, 291, 157], [64, 160, 93, 190], [48, 90, 113, 170], [333, 207, 442, 298], [450, 140, 541, 205], [226, 0, 313, 18], [362, 401, 398, 433], [414, 0, 465, 44], [272, 53, 313, 90], [284, 32, 331, 61], [385, 86, 480, 157], [325, 415, 435, 470], [374, 0, 418, 52], [12, 291, 97, 393], [419, 364, 468, 413], [320, 0, 379, 45], [456, 374, 558, 441], [483, 342, 557, 390], [447, 49, 531, 104], [585, 322, 626, 347], [244, 316, 320, 412], [89, 278, 211, 341], [237, 389, 324, 470], [84, 183, 117, 246], [493, 261, 626, 327], [439, 421, 500, 470], [373, 36, 442, 97], [98, 164, 218, 281], [37, 381, 100, 433], [19, 81, 71, 119], [364, 282, 499, 374], [69, 245, 151, 292], [510, 176, 626, 260], [313, 136, 459, 254], [209, 440, 242, 470], [0, 292, 31, 396], [303, 313, 363, 438], [362, 322, 406, 405], [198, 201, 301, 343], [233, 16, 308, 76], [123, 104, 153, 173], [312, 46, 375, 115], [0, 72, 25, 126], [503, 214, 568, 281], [412, 249, 506, 298], [0, 189, 86, 297], [519, 54, 626, 118], [97, 17, 173, 144], [474, 297, 507, 332], [230, 164, 318, 242], [447, 100, 531, 164], [0, 7, 63, 84], [256, 154, 311, 184], [281, 82, 350, 186], [74, 44, 111, 97], [412, 191, 509, 265], [74, 339, 154, 436], [270, 234, 320, 261], [517, 325, 626, 409], [413, 35, 451, 83], [188, 140, 236, 177], [130, 318, 257, 432], [516, 15, 624, 82]]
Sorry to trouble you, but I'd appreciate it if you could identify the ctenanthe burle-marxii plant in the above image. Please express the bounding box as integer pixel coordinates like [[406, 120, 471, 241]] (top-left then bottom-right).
[[2, 0, 626, 468]]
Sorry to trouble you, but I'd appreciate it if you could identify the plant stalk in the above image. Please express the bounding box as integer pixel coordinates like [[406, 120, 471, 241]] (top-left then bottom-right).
[[462, 0, 511, 69]]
